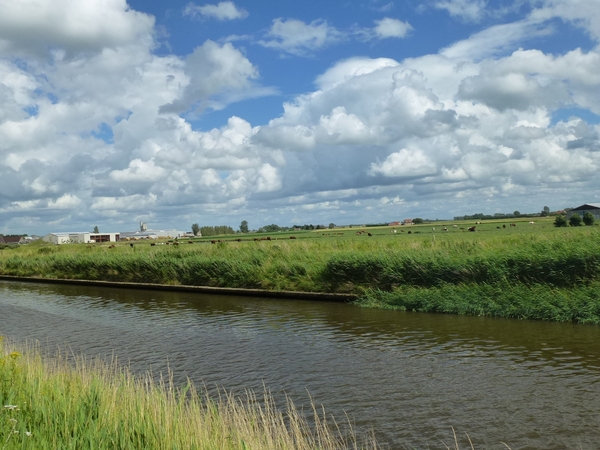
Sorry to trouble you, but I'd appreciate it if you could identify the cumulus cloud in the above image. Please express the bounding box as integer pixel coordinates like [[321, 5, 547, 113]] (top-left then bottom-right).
[[3, 0, 600, 234], [183, 2, 248, 21], [0, 0, 154, 57], [159, 40, 275, 114], [258, 19, 343, 56]]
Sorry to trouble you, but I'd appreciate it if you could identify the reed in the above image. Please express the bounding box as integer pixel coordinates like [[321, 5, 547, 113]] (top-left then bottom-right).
[[0, 337, 377, 450]]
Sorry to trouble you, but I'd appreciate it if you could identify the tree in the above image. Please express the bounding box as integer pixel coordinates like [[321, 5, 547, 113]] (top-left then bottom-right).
[[554, 215, 568, 227], [191, 223, 200, 236], [240, 220, 249, 233], [93, 226, 99, 233], [413, 218, 424, 224], [583, 212, 595, 226], [328, 223, 335, 229], [513, 211, 521, 217], [541, 206, 550, 217], [569, 213, 582, 227]]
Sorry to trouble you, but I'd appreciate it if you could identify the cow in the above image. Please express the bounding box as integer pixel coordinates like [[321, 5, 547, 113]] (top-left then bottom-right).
[[367, 232, 372, 237], [468, 226, 476, 232], [289, 236, 297, 239]]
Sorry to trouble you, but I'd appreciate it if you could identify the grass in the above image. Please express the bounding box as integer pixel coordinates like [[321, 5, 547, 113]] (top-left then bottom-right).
[[2, 217, 600, 323], [0, 337, 378, 450]]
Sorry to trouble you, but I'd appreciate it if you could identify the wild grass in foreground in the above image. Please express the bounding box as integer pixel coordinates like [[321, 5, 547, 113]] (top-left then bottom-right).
[[0, 337, 378, 450]]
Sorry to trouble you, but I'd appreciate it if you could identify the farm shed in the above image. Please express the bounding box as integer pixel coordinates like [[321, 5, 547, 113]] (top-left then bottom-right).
[[566, 204, 600, 220]]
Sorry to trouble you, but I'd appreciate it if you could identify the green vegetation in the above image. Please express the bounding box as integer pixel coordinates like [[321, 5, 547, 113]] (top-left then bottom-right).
[[0, 337, 377, 450], [3, 218, 600, 323]]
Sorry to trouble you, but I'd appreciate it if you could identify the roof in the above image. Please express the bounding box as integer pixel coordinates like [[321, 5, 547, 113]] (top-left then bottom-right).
[[571, 204, 600, 211], [2, 236, 23, 244]]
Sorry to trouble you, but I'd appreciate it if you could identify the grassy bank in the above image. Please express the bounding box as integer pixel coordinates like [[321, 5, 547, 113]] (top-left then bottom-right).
[[2, 219, 600, 323], [0, 337, 377, 450]]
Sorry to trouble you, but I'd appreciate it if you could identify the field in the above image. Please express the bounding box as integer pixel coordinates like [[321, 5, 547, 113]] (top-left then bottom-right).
[[2, 216, 600, 323]]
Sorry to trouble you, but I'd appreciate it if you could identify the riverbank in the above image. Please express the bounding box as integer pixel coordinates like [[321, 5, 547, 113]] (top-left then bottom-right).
[[0, 337, 377, 450], [2, 221, 600, 323]]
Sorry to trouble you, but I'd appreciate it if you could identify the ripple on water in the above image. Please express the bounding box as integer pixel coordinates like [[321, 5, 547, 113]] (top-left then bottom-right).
[[2, 281, 600, 449]]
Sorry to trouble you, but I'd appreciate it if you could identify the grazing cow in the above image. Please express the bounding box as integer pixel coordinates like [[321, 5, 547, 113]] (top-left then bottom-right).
[[529, 221, 535, 224], [290, 236, 297, 239], [266, 237, 272, 241], [497, 226, 501, 229], [468, 226, 476, 232], [129, 243, 134, 248], [400, 229, 405, 232], [173, 242, 179, 246], [453, 225, 458, 228], [442, 227, 448, 231], [408, 231, 412, 234], [236, 238, 242, 242], [150, 243, 156, 246], [503, 224, 506, 228], [510, 223, 516, 227], [254, 238, 259, 241], [188, 241, 194, 244], [109, 244, 115, 249], [367, 232, 372, 237], [211, 240, 216, 244]]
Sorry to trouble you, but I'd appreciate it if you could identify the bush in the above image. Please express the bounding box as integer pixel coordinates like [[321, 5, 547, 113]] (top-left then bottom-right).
[[554, 215, 568, 227], [583, 212, 595, 226], [569, 213, 583, 227]]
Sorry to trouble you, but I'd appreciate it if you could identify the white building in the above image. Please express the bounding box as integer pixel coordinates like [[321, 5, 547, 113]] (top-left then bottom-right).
[[42, 232, 120, 244]]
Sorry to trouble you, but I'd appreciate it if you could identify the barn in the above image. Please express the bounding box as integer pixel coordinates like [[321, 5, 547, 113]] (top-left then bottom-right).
[[566, 204, 600, 220]]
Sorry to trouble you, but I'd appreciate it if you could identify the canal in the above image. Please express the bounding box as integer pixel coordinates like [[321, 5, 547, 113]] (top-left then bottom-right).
[[1, 280, 599, 449]]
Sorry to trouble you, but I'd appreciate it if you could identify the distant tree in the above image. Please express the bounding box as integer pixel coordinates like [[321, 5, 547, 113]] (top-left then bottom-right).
[[554, 215, 568, 227], [513, 211, 521, 217], [413, 218, 424, 224], [93, 226, 99, 233], [569, 213, 583, 227], [191, 223, 200, 236], [583, 212, 595, 226], [240, 220, 249, 233], [328, 223, 335, 229]]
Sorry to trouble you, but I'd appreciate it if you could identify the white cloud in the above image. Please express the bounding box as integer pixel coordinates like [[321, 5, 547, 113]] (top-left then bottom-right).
[[434, 0, 487, 22], [0, 0, 154, 57], [159, 40, 271, 114], [183, 2, 248, 21], [373, 18, 413, 39], [259, 19, 342, 56]]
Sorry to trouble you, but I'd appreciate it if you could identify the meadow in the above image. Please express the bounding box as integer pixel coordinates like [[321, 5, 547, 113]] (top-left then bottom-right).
[[2, 217, 600, 323]]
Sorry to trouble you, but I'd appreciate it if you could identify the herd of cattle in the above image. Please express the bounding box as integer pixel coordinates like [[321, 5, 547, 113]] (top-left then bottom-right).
[[104, 221, 537, 248]]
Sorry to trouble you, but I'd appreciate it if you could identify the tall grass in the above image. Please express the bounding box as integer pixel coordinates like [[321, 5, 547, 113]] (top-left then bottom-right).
[[2, 226, 600, 323], [0, 337, 378, 450]]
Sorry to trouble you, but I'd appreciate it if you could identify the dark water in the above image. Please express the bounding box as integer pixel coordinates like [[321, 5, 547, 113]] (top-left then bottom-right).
[[1, 281, 600, 449]]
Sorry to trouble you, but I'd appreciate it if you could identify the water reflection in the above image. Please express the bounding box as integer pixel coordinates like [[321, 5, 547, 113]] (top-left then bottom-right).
[[1, 281, 600, 449]]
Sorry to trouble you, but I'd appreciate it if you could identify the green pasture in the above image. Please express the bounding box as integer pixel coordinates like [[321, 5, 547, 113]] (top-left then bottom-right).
[[2, 216, 600, 323]]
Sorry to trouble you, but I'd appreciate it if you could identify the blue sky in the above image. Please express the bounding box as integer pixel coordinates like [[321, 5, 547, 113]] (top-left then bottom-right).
[[1, 0, 600, 234]]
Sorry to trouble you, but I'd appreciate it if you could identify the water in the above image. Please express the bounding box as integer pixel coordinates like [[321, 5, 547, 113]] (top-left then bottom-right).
[[1, 280, 600, 449]]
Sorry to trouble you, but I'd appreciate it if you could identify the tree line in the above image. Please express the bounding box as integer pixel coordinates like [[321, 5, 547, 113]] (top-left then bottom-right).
[[191, 224, 235, 236]]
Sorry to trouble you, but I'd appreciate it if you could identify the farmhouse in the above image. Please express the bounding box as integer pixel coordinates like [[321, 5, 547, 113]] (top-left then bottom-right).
[[566, 204, 600, 220], [42, 232, 120, 245]]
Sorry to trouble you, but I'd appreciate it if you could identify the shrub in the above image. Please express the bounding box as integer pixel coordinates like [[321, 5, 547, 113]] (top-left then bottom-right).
[[554, 215, 568, 227], [569, 213, 583, 227], [583, 212, 595, 226]]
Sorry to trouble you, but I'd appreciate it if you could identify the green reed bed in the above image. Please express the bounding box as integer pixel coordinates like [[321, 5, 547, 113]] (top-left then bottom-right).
[[0, 337, 378, 450], [2, 226, 600, 322]]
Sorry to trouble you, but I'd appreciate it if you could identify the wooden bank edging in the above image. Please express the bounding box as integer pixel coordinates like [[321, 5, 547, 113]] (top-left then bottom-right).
[[0, 274, 357, 302]]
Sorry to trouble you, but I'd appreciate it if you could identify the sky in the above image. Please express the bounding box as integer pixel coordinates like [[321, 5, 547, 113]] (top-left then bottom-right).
[[1, 0, 600, 234]]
